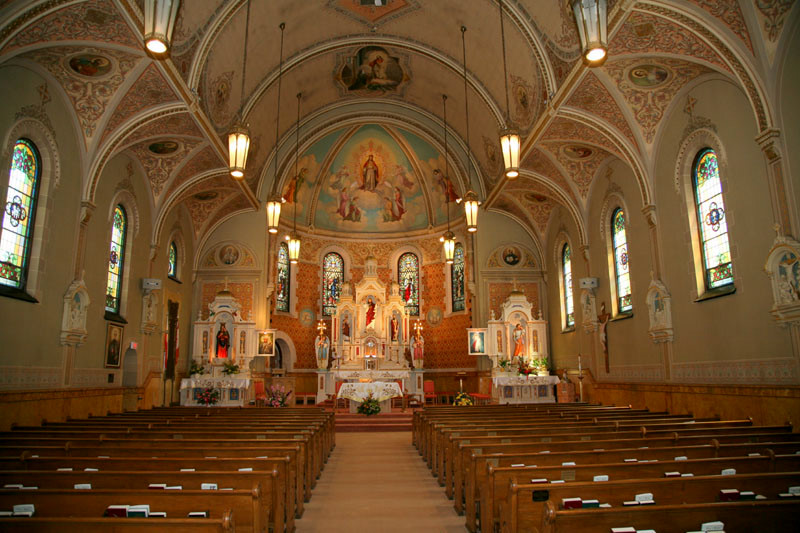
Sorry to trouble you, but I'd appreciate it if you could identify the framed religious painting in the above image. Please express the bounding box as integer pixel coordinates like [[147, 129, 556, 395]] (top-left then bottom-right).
[[104, 323, 124, 368], [467, 328, 486, 355], [258, 331, 274, 356]]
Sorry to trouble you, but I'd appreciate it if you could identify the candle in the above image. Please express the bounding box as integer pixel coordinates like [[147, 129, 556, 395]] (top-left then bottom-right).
[[578, 354, 582, 371], [459, 378, 463, 392]]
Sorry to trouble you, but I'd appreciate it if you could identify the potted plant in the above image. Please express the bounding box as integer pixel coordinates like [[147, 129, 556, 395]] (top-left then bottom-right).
[[531, 358, 550, 376], [356, 393, 381, 416], [197, 387, 220, 406], [266, 384, 292, 407], [453, 391, 473, 406], [189, 360, 205, 376], [222, 360, 240, 376]]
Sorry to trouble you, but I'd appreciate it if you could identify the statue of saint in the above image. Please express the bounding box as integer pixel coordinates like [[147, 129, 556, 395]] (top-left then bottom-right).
[[390, 315, 399, 342], [216, 324, 230, 358], [365, 297, 376, 327], [512, 323, 525, 358], [342, 315, 351, 340], [413, 330, 424, 362], [315, 335, 330, 362]]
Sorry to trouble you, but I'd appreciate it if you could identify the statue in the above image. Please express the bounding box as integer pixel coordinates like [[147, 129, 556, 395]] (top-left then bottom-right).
[[512, 323, 525, 358], [365, 296, 376, 327], [315, 335, 330, 364], [390, 314, 399, 342], [404, 346, 414, 369], [216, 323, 230, 358], [412, 329, 424, 364], [597, 302, 611, 372], [342, 315, 351, 341]]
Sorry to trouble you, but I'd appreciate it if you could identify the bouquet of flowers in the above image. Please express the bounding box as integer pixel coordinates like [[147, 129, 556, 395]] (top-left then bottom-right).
[[518, 363, 533, 377], [531, 358, 549, 375], [356, 393, 381, 416], [222, 360, 240, 375], [454, 391, 473, 406], [498, 359, 513, 371], [197, 387, 220, 406], [266, 384, 292, 408], [189, 360, 206, 376]]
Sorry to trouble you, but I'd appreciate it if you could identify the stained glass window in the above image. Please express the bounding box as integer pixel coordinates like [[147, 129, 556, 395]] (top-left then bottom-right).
[[399, 252, 419, 316], [562, 243, 574, 327], [168, 242, 178, 279], [105, 205, 127, 313], [276, 242, 290, 312], [612, 208, 632, 313], [322, 252, 344, 316], [451, 243, 465, 312], [693, 148, 733, 289], [0, 139, 40, 289]]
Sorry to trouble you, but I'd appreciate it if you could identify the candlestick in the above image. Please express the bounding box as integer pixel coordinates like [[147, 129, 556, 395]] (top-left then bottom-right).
[[578, 353, 582, 372]]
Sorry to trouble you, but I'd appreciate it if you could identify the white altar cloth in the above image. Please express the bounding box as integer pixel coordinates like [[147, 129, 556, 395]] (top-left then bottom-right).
[[491, 375, 560, 386], [337, 381, 402, 402], [334, 370, 409, 381], [491, 375, 559, 404], [179, 377, 251, 406]]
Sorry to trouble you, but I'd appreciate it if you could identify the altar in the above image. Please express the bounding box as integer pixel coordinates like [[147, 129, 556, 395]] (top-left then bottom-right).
[[491, 374, 560, 404], [337, 381, 403, 414], [179, 376, 251, 406]]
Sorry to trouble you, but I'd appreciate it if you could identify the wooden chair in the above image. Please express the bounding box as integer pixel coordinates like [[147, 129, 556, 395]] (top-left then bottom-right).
[[423, 380, 436, 405], [391, 380, 409, 410], [334, 381, 349, 410], [253, 380, 266, 407]]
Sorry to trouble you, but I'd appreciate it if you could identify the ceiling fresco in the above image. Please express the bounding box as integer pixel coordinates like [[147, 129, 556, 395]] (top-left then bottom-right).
[[0, 0, 794, 253]]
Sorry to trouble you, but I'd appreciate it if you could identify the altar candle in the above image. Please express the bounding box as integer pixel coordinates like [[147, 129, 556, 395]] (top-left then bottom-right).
[[578, 354, 582, 372], [459, 378, 463, 392]]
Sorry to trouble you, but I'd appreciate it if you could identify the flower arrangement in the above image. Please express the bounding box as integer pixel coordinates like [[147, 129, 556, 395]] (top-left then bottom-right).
[[498, 359, 513, 372], [518, 364, 533, 377], [266, 384, 292, 408], [531, 358, 549, 375], [189, 360, 206, 376], [356, 393, 381, 416], [197, 387, 220, 406], [454, 391, 473, 406], [222, 360, 240, 375]]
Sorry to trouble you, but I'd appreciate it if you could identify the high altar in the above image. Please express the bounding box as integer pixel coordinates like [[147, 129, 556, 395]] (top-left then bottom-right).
[[315, 255, 424, 403]]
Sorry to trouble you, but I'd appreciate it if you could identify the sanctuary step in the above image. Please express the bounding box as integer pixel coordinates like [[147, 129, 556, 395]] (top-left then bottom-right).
[[335, 412, 413, 432]]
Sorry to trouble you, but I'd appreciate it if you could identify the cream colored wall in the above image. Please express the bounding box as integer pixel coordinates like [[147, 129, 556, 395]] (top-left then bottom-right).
[[779, 23, 800, 228], [654, 78, 791, 367], [0, 65, 82, 371]]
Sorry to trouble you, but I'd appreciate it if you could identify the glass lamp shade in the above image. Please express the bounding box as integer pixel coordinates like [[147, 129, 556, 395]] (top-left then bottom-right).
[[144, 0, 180, 58], [287, 233, 301, 264], [228, 122, 250, 179], [266, 196, 283, 234], [463, 190, 480, 233], [499, 129, 520, 179], [443, 231, 456, 264], [572, 0, 608, 67]]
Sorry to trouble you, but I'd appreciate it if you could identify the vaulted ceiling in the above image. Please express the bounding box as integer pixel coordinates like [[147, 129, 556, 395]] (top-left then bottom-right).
[[0, 0, 793, 253]]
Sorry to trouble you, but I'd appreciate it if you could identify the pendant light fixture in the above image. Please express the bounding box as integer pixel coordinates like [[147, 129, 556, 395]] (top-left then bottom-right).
[[227, 0, 253, 179], [287, 92, 302, 264], [497, 0, 520, 179], [441, 94, 455, 264], [143, 0, 179, 58], [459, 26, 481, 233], [266, 22, 287, 233], [572, 0, 608, 66]]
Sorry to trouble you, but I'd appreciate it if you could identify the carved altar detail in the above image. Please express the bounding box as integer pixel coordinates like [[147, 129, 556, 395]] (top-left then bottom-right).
[[765, 235, 800, 326], [192, 287, 257, 376], [486, 286, 548, 369]]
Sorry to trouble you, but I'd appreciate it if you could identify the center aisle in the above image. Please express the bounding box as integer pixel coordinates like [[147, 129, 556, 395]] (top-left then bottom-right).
[[296, 431, 465, 532]]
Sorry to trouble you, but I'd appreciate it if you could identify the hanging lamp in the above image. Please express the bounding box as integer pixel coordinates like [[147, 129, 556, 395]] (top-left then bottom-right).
[[266, 23, 287, 233], [143, 0, 179, 58], [227, 0, 254, 179], [287, 92, 302, 264], [497, 0, 520, 179], [441, 94, 455, 264], [571, 0, 608, 66], [459, 26, 481, 233]]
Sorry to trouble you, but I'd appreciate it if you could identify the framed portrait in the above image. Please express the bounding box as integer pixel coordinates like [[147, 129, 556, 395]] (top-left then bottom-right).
[[104, 323, 124, 368], [257, 330, 274, 356], [467, 328, 486, 355]]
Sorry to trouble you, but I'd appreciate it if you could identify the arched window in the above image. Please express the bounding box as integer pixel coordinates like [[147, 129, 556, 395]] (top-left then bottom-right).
[[0, 139, 40, 291], [322, 252, 344, 316], [451, 243, 465, 312], [399, 252, 419, 316], [562, 243, 574, 328], [105, 205, 127, 313], [276, 242, 290, 312], [692, 148, 733, 289], [167, 241, 178, 279], [611, 208, 632, 313]]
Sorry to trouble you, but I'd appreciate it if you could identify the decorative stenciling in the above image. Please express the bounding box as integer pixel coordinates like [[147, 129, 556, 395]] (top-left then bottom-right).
[[22, 46, 139, 140], [541, 116, 621, 157], [326, 0, 420, 27], [483, 135, 503, 176], [184, 189, 238, 237], [541, 141, 613, 198], [509, 74, 537, 129], [567, 72, 637, 147], [520, 148, 577, 204], [604, 57, 711, 144], [1, 0, 140, 55], [67, 53, 113, 78], [685, 0, 754, 53], [207, 70, 235, 126], [754, 0, 795, 42], [165, 146, 225, 197], [124, 112, 204, 147], [628, 64, 672, 88], [129, 138, 200, 198], [672, 358, 797, 384]]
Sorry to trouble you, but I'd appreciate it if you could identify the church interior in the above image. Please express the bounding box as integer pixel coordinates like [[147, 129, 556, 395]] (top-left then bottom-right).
[[0, 0, 799, 529]]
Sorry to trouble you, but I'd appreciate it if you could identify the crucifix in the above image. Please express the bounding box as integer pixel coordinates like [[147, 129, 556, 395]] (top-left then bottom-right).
[[316, 320, 327, 337]]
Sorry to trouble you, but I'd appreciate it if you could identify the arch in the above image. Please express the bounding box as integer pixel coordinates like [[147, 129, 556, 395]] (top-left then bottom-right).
[[554, 232, 575, 331], [273, 330, 298, 372], [105, 190, 140, 319], [599, 189, 635, 317], [165, 226, 187, 282], [0, 117, 61, 299]]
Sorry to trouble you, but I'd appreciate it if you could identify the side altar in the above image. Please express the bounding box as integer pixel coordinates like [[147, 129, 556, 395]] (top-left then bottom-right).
[[314, 255, 424, 404]]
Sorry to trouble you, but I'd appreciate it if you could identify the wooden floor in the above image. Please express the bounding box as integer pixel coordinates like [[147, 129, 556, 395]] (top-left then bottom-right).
[[296, 431, 465, 532]]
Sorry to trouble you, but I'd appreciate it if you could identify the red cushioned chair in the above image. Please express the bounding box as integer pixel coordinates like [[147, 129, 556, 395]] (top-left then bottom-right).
[[253, 380, 266, 407], [423, 380, 436, 405], [333, 381, 349, 410]]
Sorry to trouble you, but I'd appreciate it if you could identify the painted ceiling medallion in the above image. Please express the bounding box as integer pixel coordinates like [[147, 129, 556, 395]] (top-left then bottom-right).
[[67, 54, 113, 78], [327, 0, 419, 26], [628, 64, 672, 88], [193, 191, 219, 201], [562, 145, 594, 160], [524, 192, 548, 203], [337, 46, 408, 95], [148, 140, 181, 155]]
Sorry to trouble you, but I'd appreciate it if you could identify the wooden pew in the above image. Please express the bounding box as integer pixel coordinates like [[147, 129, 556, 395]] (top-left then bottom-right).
[[0, 456, 290, 533], [500, 471, 800, 533], [0, 488, 261, 531], [539, 499, 800, 533], [0, 508, 234, 532]]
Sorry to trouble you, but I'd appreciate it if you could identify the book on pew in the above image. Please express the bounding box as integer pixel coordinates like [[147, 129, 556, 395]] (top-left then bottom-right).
[[582, 499, 599, 508], [623, 501, 639, 506], [561, 461, 576, 466], [127, 505, 150, 518], [511, 464, 525, 467], [0, 511, 12, 517], [180, 468, 195, 472], [550, 480, 565, 484], [638, 530, 657, 533], [739, 491, 756, 500], [561, 497, 582, 509], [674, 455, 688, 461], [701, 521, 725, 531], [149, 511, 167, 518], [12, 511, 33, 517], [610, 528, 636, 533], [148, 483, 167, 490], [664, 471, 681, 478], [21, 486, 37, 490], [681, 473, 694, 477], [57, 468, 72, 471], [778, 492, 794, 498], [593, 475, 609, 482], [30, 455, 38, 458], [201, 483, 218, 490], [165, 486, 182, 490], [599, 503, 612, 508], [12, 504, 34, 517], [188, 511, 209, 518], [3, 484, 23, 489], [756, 495, 767, 500], [718, 489, 739, 501], [789, 486, 800, 496], [74, 483, 91, 490], [624, 458, 637, 462], [220, 488, 234, 491], [634, 493, 653, 504], [105, 504, 128, 517], [84, 468, 98, 472], [97, 455, 110, 458], [530, 478, 548, 483], [748, 452, 761, 456], [238, 467, 253, 471], [721, 468, 736, 475]]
